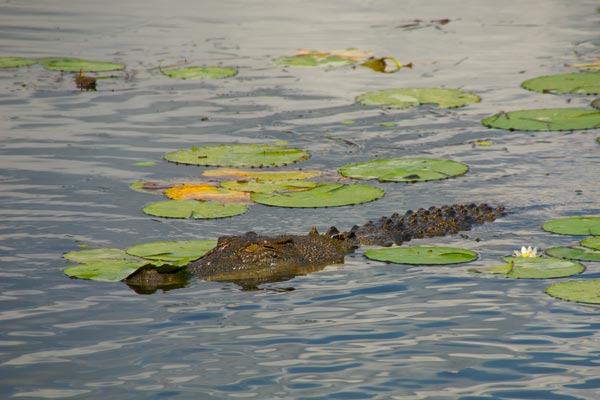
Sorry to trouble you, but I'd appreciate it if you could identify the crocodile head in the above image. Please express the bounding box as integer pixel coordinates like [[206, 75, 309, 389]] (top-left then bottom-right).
[[188, 229, 354, 289]]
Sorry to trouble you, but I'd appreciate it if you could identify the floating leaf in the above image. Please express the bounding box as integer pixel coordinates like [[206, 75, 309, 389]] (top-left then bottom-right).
[[468, 260, 514, 275], [474, 257, 585, 279], [339, 158, 468, 183], [522, 72, 600, 95], [38, 57, 124, 72], [64, 248, 144, 264], [143, 200, 248, 219], [251, 183, 384, 208], [130, 181, 166, 195], [164, 143, 310, 168], [365, 246, 478, 265], [545, 246, 600, 262], [126, 239, 216, 267], [64, 260, 147, 282], [161, 66, 237, 80], [378, 122, 397, 127], [472, 140, 494, 146], [546, 279, 600, 304], [296, 48, 374, 61], [273, 55, 354, 68], [133, 161, 155, 167], [482, 108, 600, 131], [342, 120, 356, 125], [202, 168, 322, 180], [221, 179, 317, 194], [0, 57, 36, 68], [356, 88, 480, 109], [567, 58, 600, 71], [164, 183, 251, 203], [361, 57, 412, 73], [542, 216, 600, 235], [581, 236, 600, 250]]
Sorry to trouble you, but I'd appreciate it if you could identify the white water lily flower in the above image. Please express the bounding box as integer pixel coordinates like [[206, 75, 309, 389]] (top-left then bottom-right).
[[513, 246, 539, 258]]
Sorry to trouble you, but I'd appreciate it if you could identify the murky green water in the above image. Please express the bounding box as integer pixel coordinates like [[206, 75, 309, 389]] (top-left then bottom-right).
[[1, 0, 600, 398]]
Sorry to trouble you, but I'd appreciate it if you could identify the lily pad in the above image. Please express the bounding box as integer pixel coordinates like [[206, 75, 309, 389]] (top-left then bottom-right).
[[273, 55, 354, 68], [251, 183, 384, 208], [221, 179, 317, 194], [482, 108, 600, 131], [356, 88, 481, 109], [568, 58, 600, 71], [133, 161, 155, 167], [143, 200, 248, 219], [522, 72, 600, 95], [164, 143, 310, 168], [546, 279, 600, 304], [473, 257, 585, 279], [64, 248, 144, 264], [295, 48, 373, 61], [126, 239, 216, 266], [545, 246, 600, 262], [202, 168, 322, 180], [38, 57, 125, 72], [164, 183, 251, 203], [0, 57, 37, 68], [364, 246, 478, 265], [64, 260, 147, 282], [161, 66, 237, 80], [581, 236, 600, 250], [542, 216, 600, 235], [339, 158, 468, 182]]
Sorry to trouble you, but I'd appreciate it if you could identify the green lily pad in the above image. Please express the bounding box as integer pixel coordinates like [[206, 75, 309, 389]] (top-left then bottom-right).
[[592, 98, 600, 110], [482, 108, 600, 131], [38, 57, 125, 72], [64, 248, 144, 264], [364, 246, 478, 265], [581, 236, 600, 250], [164, 143, 310, 167], [546, 279, 600, 304], [126, 239, 216, 267], [522, 72, 600, 95], [0, 57, 37, 68], [251, 183, 384, 208], [161, 66, 237, 80], [339, 158, 468, 182], [273, 55, 354, 68], [221, 179, 317, 194], [491, 257, 585, 279], [542, 216, 600, 235], [133, 161, 155, 167], [202, 168, 322, 180], [356, 88, 481, 109], [545, 246, 600, 262], [143, 200, 248, 219], [64, 260, 147, 282]]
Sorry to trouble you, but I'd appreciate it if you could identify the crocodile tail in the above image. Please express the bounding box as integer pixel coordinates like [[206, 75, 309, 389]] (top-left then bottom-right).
[[349, 203, 505, 247]]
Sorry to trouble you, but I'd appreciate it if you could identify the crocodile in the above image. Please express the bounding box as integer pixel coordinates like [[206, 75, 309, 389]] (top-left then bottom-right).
[[125, 203, 505, 292]]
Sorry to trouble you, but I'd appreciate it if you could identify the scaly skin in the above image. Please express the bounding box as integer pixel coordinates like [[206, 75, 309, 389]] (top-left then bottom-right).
[[125, 203, 504, 291]]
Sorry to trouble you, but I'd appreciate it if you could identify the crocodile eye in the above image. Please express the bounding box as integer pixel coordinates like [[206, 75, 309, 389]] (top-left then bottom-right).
[[243, 243, 262, 253]]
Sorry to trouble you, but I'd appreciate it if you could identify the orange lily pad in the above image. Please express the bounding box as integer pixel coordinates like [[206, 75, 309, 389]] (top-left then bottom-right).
[[164, 183, 251, 203]]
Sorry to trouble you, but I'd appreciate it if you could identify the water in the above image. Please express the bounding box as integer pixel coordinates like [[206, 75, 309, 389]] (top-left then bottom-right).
[[1, 0, 600, 398]]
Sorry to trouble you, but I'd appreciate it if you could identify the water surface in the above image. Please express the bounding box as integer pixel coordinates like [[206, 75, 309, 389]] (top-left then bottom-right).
[[1, 0, 600, 398]]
